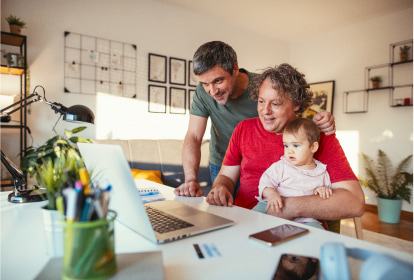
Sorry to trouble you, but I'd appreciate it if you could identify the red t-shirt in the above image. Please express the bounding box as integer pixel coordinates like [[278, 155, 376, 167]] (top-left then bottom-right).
[[223, 118, 357, 209]]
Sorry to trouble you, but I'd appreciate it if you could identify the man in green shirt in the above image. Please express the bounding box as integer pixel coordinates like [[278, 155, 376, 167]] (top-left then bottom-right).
[[174, 41, 335, 197]]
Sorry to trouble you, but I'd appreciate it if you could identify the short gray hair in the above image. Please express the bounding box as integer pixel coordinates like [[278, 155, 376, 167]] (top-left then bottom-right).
[[193, 41, 237, 75]]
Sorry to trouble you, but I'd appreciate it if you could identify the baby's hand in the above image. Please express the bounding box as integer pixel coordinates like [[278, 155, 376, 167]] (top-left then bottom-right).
[[314, 186, 332, 199], [266, 197, 283, 214]]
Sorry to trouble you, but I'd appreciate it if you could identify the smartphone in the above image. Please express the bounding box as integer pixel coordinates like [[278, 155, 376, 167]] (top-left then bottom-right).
[[272, 254, 320, 280], [249, 224, 309, 247]]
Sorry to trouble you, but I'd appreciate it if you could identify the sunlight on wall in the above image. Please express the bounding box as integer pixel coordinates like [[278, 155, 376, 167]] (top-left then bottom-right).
[[336, 130, 359, 175], [95, 92, 191, 140]]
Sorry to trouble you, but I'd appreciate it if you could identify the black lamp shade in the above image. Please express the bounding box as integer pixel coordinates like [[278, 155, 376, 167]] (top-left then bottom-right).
[[63, 105, 95, 124]]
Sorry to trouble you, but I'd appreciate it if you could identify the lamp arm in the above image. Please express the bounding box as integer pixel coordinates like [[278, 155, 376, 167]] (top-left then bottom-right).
[[0, 93, 40, 115], [0, 149, 27, 192]]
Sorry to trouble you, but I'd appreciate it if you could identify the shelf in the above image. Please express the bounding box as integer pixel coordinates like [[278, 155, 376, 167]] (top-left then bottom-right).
[[1, 32, 25, 47], [0, 65, 24, 75], [344, 39, 413, 113]]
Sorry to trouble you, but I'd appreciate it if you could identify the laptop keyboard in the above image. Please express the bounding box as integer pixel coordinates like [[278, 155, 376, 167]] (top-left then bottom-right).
[[145, 205, 194, 233]]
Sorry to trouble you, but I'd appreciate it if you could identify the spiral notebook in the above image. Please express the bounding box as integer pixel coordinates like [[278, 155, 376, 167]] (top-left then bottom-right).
[[134, 181, 166, 203]]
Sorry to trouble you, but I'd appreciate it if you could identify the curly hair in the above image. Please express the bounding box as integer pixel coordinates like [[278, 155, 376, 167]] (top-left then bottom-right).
[[193, 41, 237, 76], [249, 64, 313, 114]]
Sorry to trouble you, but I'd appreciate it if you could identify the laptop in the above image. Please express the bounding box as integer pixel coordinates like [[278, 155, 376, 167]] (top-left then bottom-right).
[[77, 143, 234, 244]]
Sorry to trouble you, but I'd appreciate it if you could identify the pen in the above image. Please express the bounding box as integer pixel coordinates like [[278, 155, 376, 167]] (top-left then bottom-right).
[[79, 168, 91, 195]]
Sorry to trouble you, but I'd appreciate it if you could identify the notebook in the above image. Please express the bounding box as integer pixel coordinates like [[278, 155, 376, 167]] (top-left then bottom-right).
[[77, 143, 234, 244]]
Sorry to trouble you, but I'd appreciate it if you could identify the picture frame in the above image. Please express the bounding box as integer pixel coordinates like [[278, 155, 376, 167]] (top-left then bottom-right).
[[188, 89, 195, 110], [169, 57, 186, 86], [148, 53, 167, 83], [301, 80, 335, 119], [188, 61, 198, 87], [169, 87, 186, 114], [148, 85, 167, 113]]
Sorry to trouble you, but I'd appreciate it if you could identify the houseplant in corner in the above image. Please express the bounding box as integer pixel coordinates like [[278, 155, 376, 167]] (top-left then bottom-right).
[[370, 76, 382, 89], [359, 149, 412, 223], [5, 14, 26, 35]]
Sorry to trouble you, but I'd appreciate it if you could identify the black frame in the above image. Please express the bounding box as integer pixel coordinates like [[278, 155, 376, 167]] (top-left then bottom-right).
[[188, 60, 198, 87], [301, 80, 335, 119], [148, 53, 167, 83], [169, 57, 186, 86], [169, 87, 186, 114], [148, 85, 167, 113], [188, 89, 195, 110]]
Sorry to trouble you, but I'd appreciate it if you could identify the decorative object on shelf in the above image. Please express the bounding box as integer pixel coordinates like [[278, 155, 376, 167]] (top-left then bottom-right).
[[20, 126, 92, 210], [359, 149, 412, 224], [399, 45, 411, 62], [301, 80, 335, 119], [5, 14, 26, 35], [1, 49, 24, 68], [370, 76, 382, 89]]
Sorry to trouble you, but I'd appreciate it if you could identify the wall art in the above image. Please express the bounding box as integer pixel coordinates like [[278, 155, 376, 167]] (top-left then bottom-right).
[[149, 53, 167, 83], [148, 85, 167, 113], [169, 87, 186, 114], [301, 80, 335, 119], [169, 57, 186, 86]]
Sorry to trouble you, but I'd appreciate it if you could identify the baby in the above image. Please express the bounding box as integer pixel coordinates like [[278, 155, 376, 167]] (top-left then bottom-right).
[[253, 118, 332, 229]]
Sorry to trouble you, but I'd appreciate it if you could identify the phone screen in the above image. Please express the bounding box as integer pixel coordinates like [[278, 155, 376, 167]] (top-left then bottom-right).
[[272, 254, 320, 280], [249, 224, 309, 246]]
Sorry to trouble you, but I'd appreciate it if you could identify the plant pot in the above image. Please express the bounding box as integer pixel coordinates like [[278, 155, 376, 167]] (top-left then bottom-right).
[[41, 205, 64, 257], [400, 53, 408, 62], [371, 81, 380, 89], [376, 196, 403, 224], [9, 24, 22, 35]]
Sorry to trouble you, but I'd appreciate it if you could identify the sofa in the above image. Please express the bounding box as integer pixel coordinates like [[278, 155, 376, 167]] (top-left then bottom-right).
[[94, 139, 212, 195]]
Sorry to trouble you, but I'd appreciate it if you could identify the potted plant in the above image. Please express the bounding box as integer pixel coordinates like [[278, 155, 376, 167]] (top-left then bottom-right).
[[370, 76, 382, 89], [359, 149, 413, 223], [20, 127, 92, 210], [5, 14, 26, 35], [399, 45, 411, 62], [2, 49, 24, 67]]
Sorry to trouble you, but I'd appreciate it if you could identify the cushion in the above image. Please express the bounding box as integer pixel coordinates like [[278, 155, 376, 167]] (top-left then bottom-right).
[[131, 168, 163, 184]]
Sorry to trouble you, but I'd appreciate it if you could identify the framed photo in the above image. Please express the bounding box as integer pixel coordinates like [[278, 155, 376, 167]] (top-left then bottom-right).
[[148, 53, 167, 83], [169, 57, 186, 86], [188, 89, 195, 110], [301, 80, 335, 119], [188, 61, 198, 87], [148, 85, 167, 113], [169, 87, 186, 114]]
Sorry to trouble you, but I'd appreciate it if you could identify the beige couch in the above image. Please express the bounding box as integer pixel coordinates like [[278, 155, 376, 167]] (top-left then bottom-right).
[[95, 139, 212, 195]]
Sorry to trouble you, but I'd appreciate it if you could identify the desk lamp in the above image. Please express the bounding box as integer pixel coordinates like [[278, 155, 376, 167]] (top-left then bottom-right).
[[0, 85, 95, 203]]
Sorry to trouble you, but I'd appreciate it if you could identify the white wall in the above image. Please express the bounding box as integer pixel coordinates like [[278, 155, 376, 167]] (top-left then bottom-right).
[[290, 9, 413, 211], [1, 1, 412, 211]]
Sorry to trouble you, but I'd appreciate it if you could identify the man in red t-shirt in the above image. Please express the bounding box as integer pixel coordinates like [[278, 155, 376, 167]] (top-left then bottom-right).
[[206, 64, 365, 222]]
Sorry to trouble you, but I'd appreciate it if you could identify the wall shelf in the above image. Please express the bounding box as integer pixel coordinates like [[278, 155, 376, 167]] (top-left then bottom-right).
[[344, 39, 413, 113], [0, 31, 27, 188]]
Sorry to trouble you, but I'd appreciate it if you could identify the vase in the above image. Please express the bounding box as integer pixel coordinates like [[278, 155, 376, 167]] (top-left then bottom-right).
[[41, 205, 64, 257], [9, 24, 22, 35], [400, 53, 408, 62], [376, 196, 403, 224], [371, 81, 380, 89]]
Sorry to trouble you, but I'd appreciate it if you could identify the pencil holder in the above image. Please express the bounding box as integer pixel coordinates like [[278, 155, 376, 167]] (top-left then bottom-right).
[[62, 210, 117, 280]]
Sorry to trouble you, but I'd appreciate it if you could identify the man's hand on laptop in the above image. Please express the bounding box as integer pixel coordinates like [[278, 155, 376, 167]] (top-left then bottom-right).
[[174, 181, 204, 197]]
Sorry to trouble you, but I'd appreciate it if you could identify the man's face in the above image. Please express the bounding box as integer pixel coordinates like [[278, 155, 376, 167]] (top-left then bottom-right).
[[197, 64, 238, 106], [257, 78, 299, 134]]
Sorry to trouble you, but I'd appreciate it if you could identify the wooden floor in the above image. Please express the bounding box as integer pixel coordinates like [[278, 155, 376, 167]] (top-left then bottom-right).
[[344, 205, 413, 242]]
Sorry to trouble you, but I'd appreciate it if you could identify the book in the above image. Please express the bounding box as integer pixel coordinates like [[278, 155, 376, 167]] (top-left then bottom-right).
[[135, 181, 166, 203]]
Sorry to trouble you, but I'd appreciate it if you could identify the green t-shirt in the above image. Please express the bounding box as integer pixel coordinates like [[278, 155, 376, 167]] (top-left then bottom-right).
[[190, 69, 258, 166]]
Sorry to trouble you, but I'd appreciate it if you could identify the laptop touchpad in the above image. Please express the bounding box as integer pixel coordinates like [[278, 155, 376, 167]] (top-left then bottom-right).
[[169, 207, 200, 217]]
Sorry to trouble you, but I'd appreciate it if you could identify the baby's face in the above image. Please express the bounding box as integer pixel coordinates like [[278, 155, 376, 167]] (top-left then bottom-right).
[[282, 131, 316, 169]]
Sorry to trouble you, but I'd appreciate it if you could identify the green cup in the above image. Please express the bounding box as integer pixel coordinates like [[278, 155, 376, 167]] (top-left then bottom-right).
[[62, 210, 117, 280]]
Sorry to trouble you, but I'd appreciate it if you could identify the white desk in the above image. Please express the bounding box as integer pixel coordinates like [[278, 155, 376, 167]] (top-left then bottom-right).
[[1, 181, 412, 280]]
